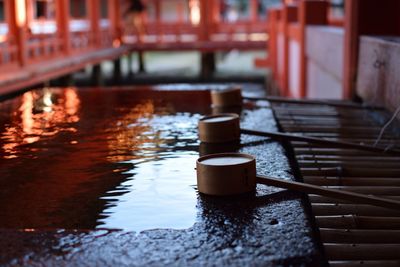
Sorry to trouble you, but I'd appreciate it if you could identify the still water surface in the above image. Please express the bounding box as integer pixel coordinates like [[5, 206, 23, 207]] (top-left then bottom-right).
[[0, 87, 210, 231]]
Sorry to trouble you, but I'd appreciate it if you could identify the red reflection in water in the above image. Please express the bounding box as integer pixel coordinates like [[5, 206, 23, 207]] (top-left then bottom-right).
[[1, 88, 80, 159], [106, 100, 156, 162]]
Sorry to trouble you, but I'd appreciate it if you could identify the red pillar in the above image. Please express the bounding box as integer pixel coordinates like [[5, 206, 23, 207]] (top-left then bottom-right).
[[155, 0, 162, 42], [212, 0, 221, 23], [298, 0, 328, 98], [8, 0, 28, 67], [268, 9, 280, 82], [56, 0, 71, 55], [282, 4, 298, 97], [199, 0, 210, 42], [88, 0, 100, 47], [250, 0, 258, 23], [108, 0, 121, 42]]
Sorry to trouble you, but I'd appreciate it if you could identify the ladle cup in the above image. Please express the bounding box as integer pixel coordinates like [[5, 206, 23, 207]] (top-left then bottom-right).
[[196, 153, 400, 210], [211, 86, 242, 108], [198, 114, 240, 143]]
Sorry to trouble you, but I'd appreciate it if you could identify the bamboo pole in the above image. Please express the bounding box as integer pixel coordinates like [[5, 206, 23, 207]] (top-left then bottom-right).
[[320, 186, 400, 196], [298, 155, 400, 162], [311, 203, 400, 216], [281, 125, 386, 133], [303, 177, 400, 187], [241, 128, 400, 155], [294, 148, 389, 156], [309, 195, 400, 204], [298, 161, 400, 169], [316, 215, 400, 229], [320, 228, 400, 243], [325, 244, 400, 261], [300, 167, 400, 178], [243, 96, 383, 109], [329, 260, 400, 267], [256, 175, 400, 211], [291, 139, 400, 147]]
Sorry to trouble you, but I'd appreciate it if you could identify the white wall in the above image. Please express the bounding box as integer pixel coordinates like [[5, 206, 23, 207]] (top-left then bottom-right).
[[289, 39, 300, 97], [357, 36, 400, 113], [305, 26, 344, 99]]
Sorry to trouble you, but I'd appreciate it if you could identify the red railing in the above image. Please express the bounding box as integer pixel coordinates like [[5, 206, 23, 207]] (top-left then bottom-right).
[[1, 0, 272, 70], [122, 0, 269, 50], [69, 19, 93, 53], [0, 0, 119, 69]]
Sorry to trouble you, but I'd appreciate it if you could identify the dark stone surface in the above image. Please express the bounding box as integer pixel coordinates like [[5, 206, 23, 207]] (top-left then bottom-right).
[[0, 101, 323, 266]]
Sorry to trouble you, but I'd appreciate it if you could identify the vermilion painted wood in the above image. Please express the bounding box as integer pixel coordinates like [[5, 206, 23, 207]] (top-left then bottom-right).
[[269, 9, 280, 82], [0, 0, 270, 96]]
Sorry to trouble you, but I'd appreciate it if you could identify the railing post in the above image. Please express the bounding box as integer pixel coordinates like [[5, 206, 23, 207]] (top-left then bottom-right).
[[250, 0, 258, 23], [155, 0, 162, 43], [268, 9, 279, 82], [56, 0, 71, 55], [282, 4, 298, 97], [108, 0, 121, 43], [199, 0, 214, 42], [177, 1, 184, 24], [212, 0, 221, 23], [199, 0, 215, 79], [88, 0, 100, 47], [208, 0, 220, 38], [8, 0, 28, 67]]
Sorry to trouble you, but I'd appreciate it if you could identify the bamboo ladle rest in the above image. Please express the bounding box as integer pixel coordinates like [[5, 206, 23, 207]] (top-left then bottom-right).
[[240, 128, 400, 155], [242, 96, 383, 110], [197, 114, 400, 155], [196, 153, 400, 211]]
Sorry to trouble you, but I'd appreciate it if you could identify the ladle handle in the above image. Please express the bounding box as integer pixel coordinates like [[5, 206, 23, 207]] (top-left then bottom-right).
[[256, 175, 400, 211]]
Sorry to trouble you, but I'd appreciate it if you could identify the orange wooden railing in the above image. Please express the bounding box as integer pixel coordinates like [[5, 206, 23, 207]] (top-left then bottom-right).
[[0, 0, 119, 71], [0, 0, 271, 73], [122, 0, 269, 50], [266, 0, 349, 99]]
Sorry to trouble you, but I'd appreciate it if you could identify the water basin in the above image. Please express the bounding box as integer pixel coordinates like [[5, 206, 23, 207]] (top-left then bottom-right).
[[0, 87, 210, 231]]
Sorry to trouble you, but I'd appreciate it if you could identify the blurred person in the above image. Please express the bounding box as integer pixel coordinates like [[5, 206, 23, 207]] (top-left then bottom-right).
[[125, 0, 146, 72], [126, 0, 146, 43], [220, 0, 228, 21]]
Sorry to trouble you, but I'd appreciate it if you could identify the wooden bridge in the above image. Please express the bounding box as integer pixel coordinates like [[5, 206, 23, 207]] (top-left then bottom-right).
[[0, 0, 269, 96], [1, 0, 399, 114]]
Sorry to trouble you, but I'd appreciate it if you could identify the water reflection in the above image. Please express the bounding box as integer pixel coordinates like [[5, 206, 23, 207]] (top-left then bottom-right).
[[98, 153, 198, 231], [0, 88, 208, 231], [106, 100, 155, 163], [1, 88, 80, 159]]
